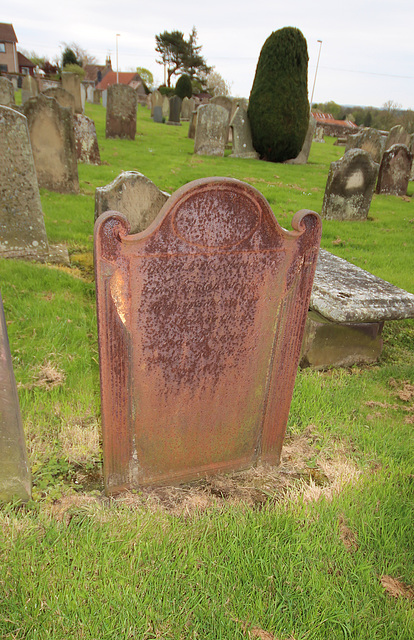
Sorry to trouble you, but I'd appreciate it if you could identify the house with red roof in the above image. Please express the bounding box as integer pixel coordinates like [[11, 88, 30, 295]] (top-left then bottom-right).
[[96, 70, 148, 103], [0, 22, 36, 76], [312, 111, 359, 137]]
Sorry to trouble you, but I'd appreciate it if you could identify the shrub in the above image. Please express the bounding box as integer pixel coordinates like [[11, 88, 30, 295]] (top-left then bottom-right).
[[62, 64, 85, 80], [248, 27, 309, 162], [158, 85, 175, 97], [175, 74, 192, 99]]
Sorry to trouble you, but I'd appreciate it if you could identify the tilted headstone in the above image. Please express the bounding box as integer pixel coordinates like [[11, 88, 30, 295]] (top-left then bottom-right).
[[43, 87, 75, 114], [73, 114, 101, 165], [61, 73, 83, 114], [95, 171, 170, 234], [93, 89, 101, 105], [376, 144, 413, 196], [188, 110, 197, 139], [102, 89, 107, 108], [0, 291, 31, 503], [285, 116, 316, 165], [229, 105, 258, 159], [87, 85, 94, 103], [0, 106, 49, 258], [153, 105, 163, 123], [345, 127, 385, 164], [0, 77, 15, 106], [194, 104, 229, 156], [385, 125, 410, 151], [21, 75, 38, 105], [167, 95, 182, 125], [94, 177, 321, 492], [105, 84, 137, 139], [162, 96, 169, 120], [24, 94, 79, 194], [321, 149, 379, 221]]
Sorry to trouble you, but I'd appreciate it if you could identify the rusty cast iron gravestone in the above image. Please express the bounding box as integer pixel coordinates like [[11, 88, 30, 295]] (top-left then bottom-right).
[[0, 291, 31, 502], [94, 177, 321, 493]]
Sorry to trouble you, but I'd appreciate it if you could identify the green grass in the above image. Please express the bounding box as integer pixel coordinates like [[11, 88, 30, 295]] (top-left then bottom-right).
[[1, 102, 413, 639]]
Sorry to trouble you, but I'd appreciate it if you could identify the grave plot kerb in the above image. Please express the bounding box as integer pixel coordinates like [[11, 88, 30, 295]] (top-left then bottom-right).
[[94, 177, 321, 494]]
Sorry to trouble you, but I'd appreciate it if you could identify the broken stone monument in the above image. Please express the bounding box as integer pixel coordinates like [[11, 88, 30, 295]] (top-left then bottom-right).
[[0, 291, 31, 503], [73, 113, 101, 164], [285, 116, 316, 165], [0, 77, 15, 106], [376, 144, 413, 196], [229, 105, 258, 159], [321, 149, 379, 221], [95, 171, 170, 234], [43, 87, 75, 114], [194, 104, 229, 156], [345, 127, 385, 164], [188, 110, 197, 139], [61, 72, 83, 114], [21, 75, 38, 105], [24, 94, 79, 194], [385, 124, 410, 151], [167, 95, 182, 125], [94, 177, 322, 492], [105, 84, 137, 139]]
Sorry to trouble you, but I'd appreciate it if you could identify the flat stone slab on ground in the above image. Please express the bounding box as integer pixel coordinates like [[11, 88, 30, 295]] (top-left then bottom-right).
[[311, 249, 414, 323]]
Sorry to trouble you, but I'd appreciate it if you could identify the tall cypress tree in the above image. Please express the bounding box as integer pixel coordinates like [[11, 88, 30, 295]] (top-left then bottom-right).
[[248, 27, 309, 162]]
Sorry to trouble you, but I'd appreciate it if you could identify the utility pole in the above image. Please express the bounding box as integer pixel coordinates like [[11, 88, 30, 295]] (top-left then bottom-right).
[[116, 34, 120, 83], [310, 40, 323, 110]]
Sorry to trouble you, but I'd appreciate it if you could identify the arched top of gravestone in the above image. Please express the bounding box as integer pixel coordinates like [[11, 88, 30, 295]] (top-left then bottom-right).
[[210, 95, 233, 113], [43, 87, 75, 114], [0, 77, 15, 106]]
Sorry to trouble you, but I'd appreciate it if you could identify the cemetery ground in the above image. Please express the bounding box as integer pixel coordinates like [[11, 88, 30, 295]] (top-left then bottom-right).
[[1, 101, 414, 640]]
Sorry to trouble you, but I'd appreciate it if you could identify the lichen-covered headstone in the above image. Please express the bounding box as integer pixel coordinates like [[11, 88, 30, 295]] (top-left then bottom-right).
[[0, 77, 15, 106], [95, 171, 170, 234], [188, 110, 197, 139], [21, 75, 38, 105], [285, 116, 316, 165], [321, 149, 379, 220], [194, 104, 229, 156], [94, 177, 321, 492], [73, 114, 101, 165], [106, 84, 137, 139], [345, 127, 385, 164], [229, 105, 258, 159], [0, 106, 49, 258], [376, 144, 413, 196], [385, 125, 410, 151], [43, 87, 75, 114], [0, 291, 31, 503], [313, 127, 325, 143], [211, 95, 232, 142], [62, 72, 83, 114], [24, 94, 79, 194], [167, 95, 182, 125]]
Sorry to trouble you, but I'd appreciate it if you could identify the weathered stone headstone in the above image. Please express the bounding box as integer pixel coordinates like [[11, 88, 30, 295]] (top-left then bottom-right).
[[410, 134, 414, 180], [345, 127, 385, 164], [194, 104, 229, 156], [87, 85, 94, 103], [385, 125, 410, 151], [321, 149, 379, 220], [229, 106, 258, 159], [0, 106, 49, 258], [162, 96, 169, 121], [94, 177, 321, 492], [181, 96, 192, 120], [80, 83, 86, 112], [151, 90, 163, 117], [313, 127, 325, 143], [73, 114, 101, 165], [93, 89, 101, 105], [210, 95, 232, 142], [21, 75, 38, 105], [167, 95, 182, 125], [61, 73, 83, 114], [24, 94, 79, 194], [285, 116, 316, 165], [105, 84, 137, 139], [95, 171, 170, 234], [376, 144, 413, 196], [102, 89, 107, 108], [43, 87, 75, 114], [0, 291, 31, 503], [188, 110, 197, 139], [0, 77, 15, 106], [153, 105, 163, 123]]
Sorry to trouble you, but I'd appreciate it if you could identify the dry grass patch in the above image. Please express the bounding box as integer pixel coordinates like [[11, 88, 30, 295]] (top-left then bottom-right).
[[380, 575, 414, 600], [19, 360, 65, 391], [338, 514, 359, 552]]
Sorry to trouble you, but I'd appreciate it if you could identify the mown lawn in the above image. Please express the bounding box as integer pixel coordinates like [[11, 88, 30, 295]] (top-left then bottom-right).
[[0, 101, 413, 640]]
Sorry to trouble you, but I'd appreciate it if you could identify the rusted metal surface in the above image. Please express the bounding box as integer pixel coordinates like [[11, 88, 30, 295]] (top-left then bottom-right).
[[94, 177, 321, 494]]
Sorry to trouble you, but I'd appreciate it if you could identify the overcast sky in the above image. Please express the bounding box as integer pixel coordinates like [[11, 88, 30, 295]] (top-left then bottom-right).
[[4, 0, 414, 109]]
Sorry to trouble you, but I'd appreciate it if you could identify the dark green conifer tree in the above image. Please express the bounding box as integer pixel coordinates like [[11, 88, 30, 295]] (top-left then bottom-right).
[[175, 74, 192, 99]]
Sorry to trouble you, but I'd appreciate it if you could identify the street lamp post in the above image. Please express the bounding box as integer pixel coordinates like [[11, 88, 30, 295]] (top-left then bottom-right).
[[310, 40, 323, 110], [116, 34, 120, 83]]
